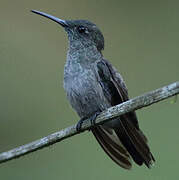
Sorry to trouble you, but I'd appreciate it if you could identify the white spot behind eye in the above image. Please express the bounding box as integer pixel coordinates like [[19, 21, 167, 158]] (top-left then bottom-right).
[[85, 29, 89, 34]]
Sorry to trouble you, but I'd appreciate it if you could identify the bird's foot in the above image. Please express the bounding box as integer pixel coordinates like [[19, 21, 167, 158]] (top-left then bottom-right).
[[76, 117, 86, 132], [76, 112, 101, 132], [89, 112, 101, 128]]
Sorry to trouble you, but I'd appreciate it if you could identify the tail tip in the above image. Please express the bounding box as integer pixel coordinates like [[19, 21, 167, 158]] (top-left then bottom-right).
[[147, 159, 155, 169]]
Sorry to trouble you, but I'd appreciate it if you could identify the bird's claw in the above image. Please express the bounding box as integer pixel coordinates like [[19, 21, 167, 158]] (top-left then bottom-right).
[[76, 117, 86, 132], [89, 112, 100, 128], [76, 112, 101, 132]]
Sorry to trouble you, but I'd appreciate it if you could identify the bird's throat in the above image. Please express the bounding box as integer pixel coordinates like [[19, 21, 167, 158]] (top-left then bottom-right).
[[67, 43, 102, 65]]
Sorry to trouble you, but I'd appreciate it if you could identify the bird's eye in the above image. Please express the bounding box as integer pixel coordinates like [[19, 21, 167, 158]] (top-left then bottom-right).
[[77, 26, 88, 34]]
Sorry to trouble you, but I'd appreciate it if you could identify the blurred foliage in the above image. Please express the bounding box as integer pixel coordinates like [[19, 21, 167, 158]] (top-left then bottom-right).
[[0, 0, 178, 179]]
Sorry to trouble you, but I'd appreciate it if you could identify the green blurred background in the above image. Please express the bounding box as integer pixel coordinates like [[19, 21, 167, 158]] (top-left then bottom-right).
[[0, 0, 178, 179]]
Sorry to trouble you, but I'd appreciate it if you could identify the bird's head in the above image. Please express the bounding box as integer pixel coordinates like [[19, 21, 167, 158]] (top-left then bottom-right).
[[31, 10, 104, 52]]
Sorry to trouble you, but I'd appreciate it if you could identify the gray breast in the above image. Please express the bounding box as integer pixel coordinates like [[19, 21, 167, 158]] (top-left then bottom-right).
[[64, 66, 109, 118]]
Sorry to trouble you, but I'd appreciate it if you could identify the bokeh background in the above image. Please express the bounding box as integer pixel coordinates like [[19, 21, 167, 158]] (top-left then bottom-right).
[[0, 0, 178, 179]]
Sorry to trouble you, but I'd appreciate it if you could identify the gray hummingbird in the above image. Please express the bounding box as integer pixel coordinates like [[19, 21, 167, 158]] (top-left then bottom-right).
[[31, 10, 155, 169]]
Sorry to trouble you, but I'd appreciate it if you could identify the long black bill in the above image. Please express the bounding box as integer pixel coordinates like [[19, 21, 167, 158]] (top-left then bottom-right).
[[31, 10, 68, 27]]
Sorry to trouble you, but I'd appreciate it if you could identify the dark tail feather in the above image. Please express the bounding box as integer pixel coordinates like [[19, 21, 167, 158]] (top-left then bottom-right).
[[91, 126, 132, 169], [115, 115, 155, 168]]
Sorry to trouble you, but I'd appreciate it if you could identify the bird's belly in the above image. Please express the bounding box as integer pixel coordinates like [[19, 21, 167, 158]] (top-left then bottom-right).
[[64, 73, 109, 118]]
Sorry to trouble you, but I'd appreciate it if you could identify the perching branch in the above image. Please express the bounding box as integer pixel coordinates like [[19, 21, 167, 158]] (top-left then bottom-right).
[[0, 82, 178, 164]]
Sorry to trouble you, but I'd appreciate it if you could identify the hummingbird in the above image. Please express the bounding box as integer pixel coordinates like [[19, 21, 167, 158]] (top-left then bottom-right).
[[31, 10, 155, 169]]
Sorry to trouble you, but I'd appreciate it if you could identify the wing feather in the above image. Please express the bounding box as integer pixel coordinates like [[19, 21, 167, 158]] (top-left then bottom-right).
[[92, 126, 132, 169], [92, 59, 155, 168]]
